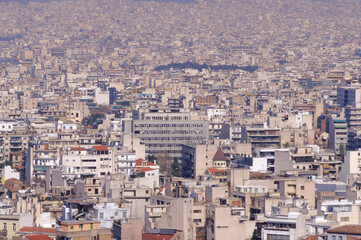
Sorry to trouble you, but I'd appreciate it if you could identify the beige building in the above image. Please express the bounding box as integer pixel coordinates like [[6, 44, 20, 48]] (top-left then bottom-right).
[[276, 177, 316, 208], [56, 220, 112, 240], [280, 127, 315, 148], [0, 214, 33, 239], [112, 218, 142, 240], [227, 168, 250, 193], [181, 143, 219, 179], [146, 196, 195, 240], [61, 146, 117, 178], [206, 204, 255, 240]]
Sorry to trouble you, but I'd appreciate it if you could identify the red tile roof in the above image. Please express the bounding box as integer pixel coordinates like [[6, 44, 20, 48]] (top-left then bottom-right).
[[142, 233, 174, 240], [301, 235, 318, 240], [327, 225, 361, 235], [92, 146, 109, 151], [347, 236, 361, 240], [136, 167, 157, 172], [71, 147, 86, 151], [26, 235, 53, 240], [19, 227, 56, 234], [136, 158, 157, 166], [208, 167, 227, 174]]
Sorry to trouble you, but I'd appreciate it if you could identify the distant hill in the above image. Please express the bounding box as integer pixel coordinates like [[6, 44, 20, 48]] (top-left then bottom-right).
[[154, 62, 259, 73], [134, 0, 196, 3], [0, 0, 70, 3]]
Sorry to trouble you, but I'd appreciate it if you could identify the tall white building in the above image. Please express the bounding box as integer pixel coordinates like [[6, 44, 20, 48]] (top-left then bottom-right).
[[61, 146, 116, 178], [340, 150, 361, 184]]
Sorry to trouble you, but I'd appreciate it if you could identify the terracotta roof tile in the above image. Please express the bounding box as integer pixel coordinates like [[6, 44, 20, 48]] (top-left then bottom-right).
[[71, 147, 86, 151], [136, 167, 157, 172], [142, 233, 174, 240], [26, 235, 52, 240], [327, 225, 361, 235], [347, 236, 361, 240], [92, 146, 109, 151], [136, 158, 157, 166], [208, 167, 227, 174], [301, 235, 318, 240], [19, 227, 56, 234]]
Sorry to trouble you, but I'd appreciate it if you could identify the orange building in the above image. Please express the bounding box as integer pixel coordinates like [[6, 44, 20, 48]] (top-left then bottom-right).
[[56, 220, 112, 240]]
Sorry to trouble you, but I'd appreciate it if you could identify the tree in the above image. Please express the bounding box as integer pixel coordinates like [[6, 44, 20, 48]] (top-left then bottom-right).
[[283, 142, 290, 148], [251, 229, 259, 240], [339, 143, 345, 160], [148, 155, 156, 164], [98, 105, 111, 114], [156, 152, 172, 176], [82, 113, 105, 129], [172, 158, 181, 177]]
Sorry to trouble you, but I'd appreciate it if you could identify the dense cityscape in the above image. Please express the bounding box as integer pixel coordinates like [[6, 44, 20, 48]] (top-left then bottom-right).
[[1, 0, 361, 239]]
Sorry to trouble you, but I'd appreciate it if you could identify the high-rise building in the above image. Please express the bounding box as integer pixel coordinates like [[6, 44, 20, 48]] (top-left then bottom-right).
[[133, 108, 209, 160], [337, 86, 361, 107], [328, 117, 348, 155], [345, 102, 361, 130]]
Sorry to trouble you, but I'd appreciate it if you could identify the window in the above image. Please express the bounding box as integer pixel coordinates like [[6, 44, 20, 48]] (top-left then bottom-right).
[[12, 223, 16, 231], [267, 234, 290, 240], [70, 226, 74, 230], [301, 186, 305, 190], [79, 224, 83, 230], [91, 223, 93, 229], [100, 212, 104, 219]]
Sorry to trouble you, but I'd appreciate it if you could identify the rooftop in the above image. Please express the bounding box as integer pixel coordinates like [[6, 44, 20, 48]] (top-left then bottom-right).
[[19, 227, 56, 234], [327, 225, 361, 235]]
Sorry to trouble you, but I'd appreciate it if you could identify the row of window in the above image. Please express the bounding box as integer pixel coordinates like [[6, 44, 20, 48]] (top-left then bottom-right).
[[142, 137, 204, 141], [134, 123, 203, 128], [148, 150, 182, 154], [136, 130, 203, 135]]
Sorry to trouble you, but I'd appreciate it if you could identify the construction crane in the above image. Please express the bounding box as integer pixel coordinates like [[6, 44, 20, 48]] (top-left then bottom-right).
[[67, 89, 73, 123], [129, 86, 144, 113]]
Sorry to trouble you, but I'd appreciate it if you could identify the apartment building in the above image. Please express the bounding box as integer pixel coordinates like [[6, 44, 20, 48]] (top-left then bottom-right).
[[241, 125, 281, 149], [328, 117, 347, 156], [56, 220, 112, 240], [181, 143, 219, 179], [91, 202, 130, 228], [61, 146, 116, 178], [261, 212, 306, 240], [26, 142, 60, 183], [133, 108, 209, 160], [276, 177, 316, 208], [206, 204, 254, 240]]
